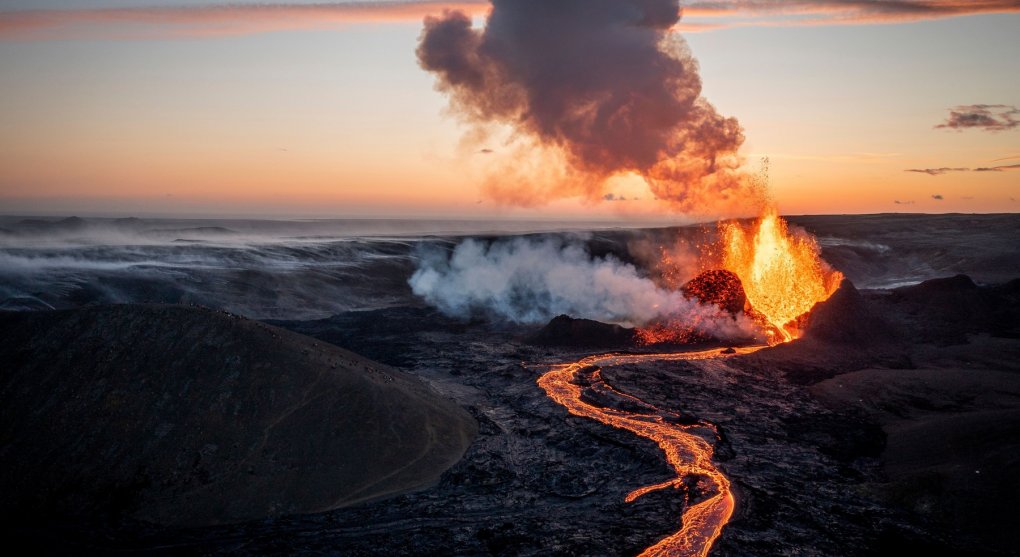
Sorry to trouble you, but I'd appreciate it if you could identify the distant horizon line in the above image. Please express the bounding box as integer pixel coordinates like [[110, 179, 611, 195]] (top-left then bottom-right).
[[2, 211, 1018, 223]]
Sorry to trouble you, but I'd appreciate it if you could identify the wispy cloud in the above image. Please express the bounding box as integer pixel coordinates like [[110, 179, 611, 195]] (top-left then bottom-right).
[[905, 167, 969, 175], [974, 163, 1020, 172], [893, 199, 915, 205], [936, 104, 1020, 132], [905, 163, 1020, 175], [931, 194, 944, 200], [678, 1, 1020, 32], [0, 2, 488, 41], [2, 1, 1019, 40]]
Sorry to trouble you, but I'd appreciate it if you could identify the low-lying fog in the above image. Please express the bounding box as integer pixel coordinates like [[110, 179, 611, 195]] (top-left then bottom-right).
[[2, 214, 1018, 322]]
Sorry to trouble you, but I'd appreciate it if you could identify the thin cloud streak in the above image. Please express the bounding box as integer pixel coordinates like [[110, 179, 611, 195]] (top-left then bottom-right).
[[0, 2, 489, 41], [905, 167, 969, 175], [678, 0, 1020, 32], [974, 163, 1020, 172], [2, 1, 1019, 40], [905, 163, 1020, 175]]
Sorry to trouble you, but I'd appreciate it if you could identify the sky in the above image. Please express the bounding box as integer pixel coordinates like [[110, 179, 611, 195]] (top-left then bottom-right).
[[0, 1, 1018, 219]]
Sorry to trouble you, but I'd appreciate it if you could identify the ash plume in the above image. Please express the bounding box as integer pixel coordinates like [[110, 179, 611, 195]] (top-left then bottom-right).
[[417, 0, 758, 214]]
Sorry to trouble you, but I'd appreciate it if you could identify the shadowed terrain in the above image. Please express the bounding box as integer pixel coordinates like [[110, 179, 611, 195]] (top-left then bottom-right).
[[0, 214, 1018, 555], [0, 305, 476, 534]]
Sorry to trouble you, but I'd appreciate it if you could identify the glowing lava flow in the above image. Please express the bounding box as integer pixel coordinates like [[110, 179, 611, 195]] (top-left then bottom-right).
[[538, 346, 763, 557], [721, 209, 842, 343]]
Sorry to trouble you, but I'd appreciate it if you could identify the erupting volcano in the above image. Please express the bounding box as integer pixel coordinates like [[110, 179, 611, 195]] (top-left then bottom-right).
[[635, 208, 843, 346], [720, 209, 844, 344]]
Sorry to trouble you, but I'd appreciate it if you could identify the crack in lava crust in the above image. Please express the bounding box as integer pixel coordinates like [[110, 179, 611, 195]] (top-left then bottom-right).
[[538, 346, 764, 557]]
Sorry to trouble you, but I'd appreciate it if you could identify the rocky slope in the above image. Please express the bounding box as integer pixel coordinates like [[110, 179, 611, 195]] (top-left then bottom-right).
[[0, 305, 476, 529]]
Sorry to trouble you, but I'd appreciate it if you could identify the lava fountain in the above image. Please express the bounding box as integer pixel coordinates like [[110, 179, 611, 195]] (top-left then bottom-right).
[[720, 208, 843, 343]]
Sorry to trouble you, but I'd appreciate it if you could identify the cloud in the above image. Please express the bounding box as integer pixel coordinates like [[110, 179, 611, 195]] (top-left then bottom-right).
[[3, 0, 1017, 41], [906, 163, 1020, 174], [905, 167, 969, 175], [931, 194, 944, 200], [893, 200, 915, 205], [602, 193, 629, 201], [0, 2, 489, 41], [678, 1, 1020, 31], [974, 163, 1020, 172], [936, 104, 1020, 132]]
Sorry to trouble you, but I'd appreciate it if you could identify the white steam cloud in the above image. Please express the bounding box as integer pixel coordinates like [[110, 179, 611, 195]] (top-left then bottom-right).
[[410, 237, 755, 339]]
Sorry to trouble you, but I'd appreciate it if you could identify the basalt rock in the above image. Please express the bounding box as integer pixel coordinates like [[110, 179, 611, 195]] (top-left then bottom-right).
[[802, 278, 895, 347], [872, 274, 1020, 344], [528, 314, 637, 347]]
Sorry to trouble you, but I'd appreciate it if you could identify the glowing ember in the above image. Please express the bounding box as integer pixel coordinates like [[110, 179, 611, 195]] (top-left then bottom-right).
[[721, 208, 843, 343], [635, 321, 703, 346]]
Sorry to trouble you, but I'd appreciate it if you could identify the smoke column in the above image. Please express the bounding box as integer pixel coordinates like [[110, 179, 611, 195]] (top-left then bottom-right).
[[417, 0, 759, 213]]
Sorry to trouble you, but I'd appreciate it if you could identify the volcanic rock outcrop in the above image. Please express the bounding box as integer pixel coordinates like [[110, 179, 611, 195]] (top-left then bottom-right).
[[0, 305, 476, 528], [529, 314, 638, 347], [877, 274, 1020, 343], [680, 269, 747, 315], [801, 278, 895, 347]]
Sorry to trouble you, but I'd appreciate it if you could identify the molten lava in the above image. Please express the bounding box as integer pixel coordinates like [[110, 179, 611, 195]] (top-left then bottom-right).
[[538, 347, 764, 557], [721, 208, 842, 343]]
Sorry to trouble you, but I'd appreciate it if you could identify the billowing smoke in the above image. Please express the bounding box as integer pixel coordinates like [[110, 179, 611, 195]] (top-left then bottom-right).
[[417, 0, 759, 213], [409, 237, 756, 339]]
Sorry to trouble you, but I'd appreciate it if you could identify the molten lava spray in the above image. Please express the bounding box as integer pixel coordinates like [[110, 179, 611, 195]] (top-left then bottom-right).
[[721, 208, 843, 343]]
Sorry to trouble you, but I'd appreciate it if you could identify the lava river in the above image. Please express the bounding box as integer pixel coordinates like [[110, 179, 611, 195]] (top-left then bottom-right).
[[538, 346, 764, 557]]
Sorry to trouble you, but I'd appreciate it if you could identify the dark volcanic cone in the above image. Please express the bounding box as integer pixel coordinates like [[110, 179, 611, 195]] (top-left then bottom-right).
[[0, 305, 476, 528], [801, 278, 895, 347], [529, 314, 637, 347], [680, 269, 747, 315]]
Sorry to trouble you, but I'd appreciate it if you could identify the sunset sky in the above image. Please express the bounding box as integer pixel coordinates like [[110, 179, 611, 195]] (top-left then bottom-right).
[[1, 1, 1018, 219]]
